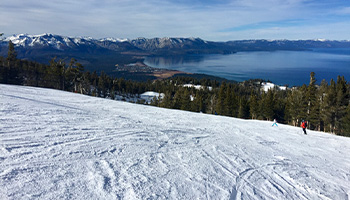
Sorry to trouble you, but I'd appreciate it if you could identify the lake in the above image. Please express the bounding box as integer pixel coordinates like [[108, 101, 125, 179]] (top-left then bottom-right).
[[144, 48, 350, 86]]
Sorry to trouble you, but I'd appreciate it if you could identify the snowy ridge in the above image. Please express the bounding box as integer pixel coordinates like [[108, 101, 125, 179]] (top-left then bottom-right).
[[3, 33, 128, 50], [129, 37, 207, 51], [1, 84, 350, 199], [2, 34, 207, 52], [4, 33, 84, 49], [99, 37, 129, 43], [3, 34, 202, 50], [3, 34, 350, 54]]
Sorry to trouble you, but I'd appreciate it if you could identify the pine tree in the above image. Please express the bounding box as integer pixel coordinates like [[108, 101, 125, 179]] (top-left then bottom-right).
[[262, 89, 275, 121], [335, 76, 348, 135], [7, 40, 17, 66], [299, 84, 309, 122], [318, 79, 329, 132], [208, 94, 217, 114], [325, 79, 337, 133], [238, 97, 249, 119], [307, 72, 320, 130], [249, 93, 259, 119], [199, 89, 210, 113], [47, 57, 65, 89], [198, 94, 205, 113], [222, 86, 235, 116], [191, 90, 201, 112], [98, 71, 107, 97], [118, 77, 126, 94], [160, 91, 173, 108], [273, 90, 287, 123], [0, 57, 8, 83], [216, 82, 226, 115], [6, 40, 21, 84], [341, 104, 350, 137], [91, 71, 98, 96], [66, 58, 85, 93], [286, 87, 306, 126], [173, 87, 182, 109], [81, 71, 92, 95], [226, 86, 238, 117], [180, 88, 191, 111]]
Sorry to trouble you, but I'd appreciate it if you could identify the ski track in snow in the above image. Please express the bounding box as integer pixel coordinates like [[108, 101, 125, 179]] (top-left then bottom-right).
[[1, 84, 350, 200]]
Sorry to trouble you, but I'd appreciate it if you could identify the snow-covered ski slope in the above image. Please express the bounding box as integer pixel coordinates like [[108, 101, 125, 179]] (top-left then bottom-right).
[[1, 84, 350, 200]]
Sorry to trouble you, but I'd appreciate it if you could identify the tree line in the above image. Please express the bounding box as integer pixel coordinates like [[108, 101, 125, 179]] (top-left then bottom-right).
[[1, 40, 349, 137]]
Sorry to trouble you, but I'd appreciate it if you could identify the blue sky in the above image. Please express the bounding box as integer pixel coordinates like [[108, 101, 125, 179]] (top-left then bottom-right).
[[1, 0, 350, 41]]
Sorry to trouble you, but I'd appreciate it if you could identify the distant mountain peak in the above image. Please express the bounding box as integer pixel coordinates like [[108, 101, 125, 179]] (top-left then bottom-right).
[[2, 33, 350, 59], [3, 33, 95, 50]]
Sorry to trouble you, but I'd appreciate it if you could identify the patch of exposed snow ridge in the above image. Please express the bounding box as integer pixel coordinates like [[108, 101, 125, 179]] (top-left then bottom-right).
[[261, 82, 287, 92], [1, 84, 350, 200], [99, 37, 129, 42], [140, 91, 164, 104]]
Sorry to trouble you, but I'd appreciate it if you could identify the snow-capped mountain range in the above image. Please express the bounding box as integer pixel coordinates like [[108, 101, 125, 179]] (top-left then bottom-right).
[[1, 33, 213, 53], [2, 33, 350, 53], [4, 33, 128, 49]]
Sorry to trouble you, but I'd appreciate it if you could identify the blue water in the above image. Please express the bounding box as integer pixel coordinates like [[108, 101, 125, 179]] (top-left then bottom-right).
[[144, 48, 350, 86]]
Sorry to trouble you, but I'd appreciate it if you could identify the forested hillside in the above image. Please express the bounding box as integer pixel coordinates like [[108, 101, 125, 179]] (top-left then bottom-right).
[[1, 41, 349, 136]]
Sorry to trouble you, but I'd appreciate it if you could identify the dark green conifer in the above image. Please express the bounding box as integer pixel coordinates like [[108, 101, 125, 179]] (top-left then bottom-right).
[[307, 72, 320, 130], [262, 89, 275, 121], [325, 79, 337, 133], [238, 97, 249, 119], [341, 104, 350, 137], [6, 40, 21, 84], [7, 40, 17, 66], [335, 76, 348, 134], [249, 93, 259, 119], [160, 91, 173, 109], [180, 88, 191, 111], [318, 79, 329, 132], [215, 82, 226, 115]]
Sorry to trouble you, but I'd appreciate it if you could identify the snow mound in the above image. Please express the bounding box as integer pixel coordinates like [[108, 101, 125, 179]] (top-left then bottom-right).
[[261, 82, 287, 92], [140, 91, 164, 104], [1, 84, 350, 199]]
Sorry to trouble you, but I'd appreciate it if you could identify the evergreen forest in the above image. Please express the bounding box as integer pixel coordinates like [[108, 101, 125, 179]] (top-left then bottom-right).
[[1, 40, 350, 137]]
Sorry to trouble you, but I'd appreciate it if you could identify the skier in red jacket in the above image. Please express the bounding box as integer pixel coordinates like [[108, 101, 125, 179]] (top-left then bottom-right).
[[301, 120, 307, 135]]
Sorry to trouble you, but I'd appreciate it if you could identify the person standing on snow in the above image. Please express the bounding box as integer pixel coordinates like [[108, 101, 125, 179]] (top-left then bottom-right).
[[272, 119, 278, 127], [301, 120, 307, 135]]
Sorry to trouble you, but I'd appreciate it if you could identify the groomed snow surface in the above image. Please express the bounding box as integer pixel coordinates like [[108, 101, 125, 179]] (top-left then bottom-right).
[[1, 84, 350, 200]]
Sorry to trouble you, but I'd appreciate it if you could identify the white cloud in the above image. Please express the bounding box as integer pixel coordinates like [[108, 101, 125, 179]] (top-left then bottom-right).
[[221, 20, 350, 40], [0, 0, 349, 40]]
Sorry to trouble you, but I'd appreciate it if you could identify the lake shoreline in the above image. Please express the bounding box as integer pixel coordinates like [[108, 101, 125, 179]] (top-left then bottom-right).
[[144, 48, 350, 86]]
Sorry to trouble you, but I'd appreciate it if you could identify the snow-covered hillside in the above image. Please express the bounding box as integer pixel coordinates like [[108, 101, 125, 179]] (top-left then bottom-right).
[[1, 84, 350, 200]]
